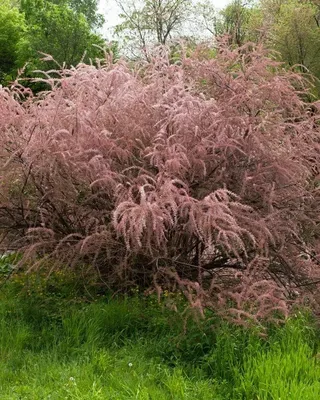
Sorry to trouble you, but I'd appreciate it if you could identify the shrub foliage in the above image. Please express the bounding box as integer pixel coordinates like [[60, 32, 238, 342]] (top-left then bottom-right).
[[0, 42, 319, 322]]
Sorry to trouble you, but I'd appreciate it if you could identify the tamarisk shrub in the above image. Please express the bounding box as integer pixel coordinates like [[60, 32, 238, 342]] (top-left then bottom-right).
[[0, 42, 319, 323]]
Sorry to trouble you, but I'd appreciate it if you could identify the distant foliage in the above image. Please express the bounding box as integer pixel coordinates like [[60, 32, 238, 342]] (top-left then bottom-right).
[[0, 42, 319, 323]]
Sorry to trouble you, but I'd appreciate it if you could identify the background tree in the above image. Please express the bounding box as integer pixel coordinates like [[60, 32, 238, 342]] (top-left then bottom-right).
[[0, 2, 27, 84], [194, 0, 263, 45], [229, 0, 320, 93], [195, 0, 320, 93], [220, 0, 250, 45], [20, 0, 104, 28], [265, 0, 320, 75], [57, 0, 104, 29], [114, 0, 193, 59], [192, 0, 221, 37], [14, 0, 107, 91], [19, 0, 105, 66]]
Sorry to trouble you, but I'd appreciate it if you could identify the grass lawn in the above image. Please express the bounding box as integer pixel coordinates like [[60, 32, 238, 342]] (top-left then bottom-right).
[[0, 264, 319, 399]]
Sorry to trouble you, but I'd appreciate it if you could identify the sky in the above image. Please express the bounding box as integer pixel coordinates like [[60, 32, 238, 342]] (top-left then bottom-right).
[[98, 0, 232, 38]]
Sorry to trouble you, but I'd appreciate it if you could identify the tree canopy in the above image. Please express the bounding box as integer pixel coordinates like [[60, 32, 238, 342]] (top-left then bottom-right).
[[0, 0, 107, 88], [19, 0, 105, 68], [114, 0, 193, 58], [0, 2, 27, 84]]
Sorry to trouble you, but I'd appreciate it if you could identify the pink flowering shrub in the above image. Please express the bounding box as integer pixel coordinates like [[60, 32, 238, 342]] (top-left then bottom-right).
[[0, 42, 319, 323]]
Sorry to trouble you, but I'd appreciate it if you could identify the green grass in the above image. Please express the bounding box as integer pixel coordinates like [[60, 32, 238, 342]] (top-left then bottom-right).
[[0, 264, 319, 399]]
